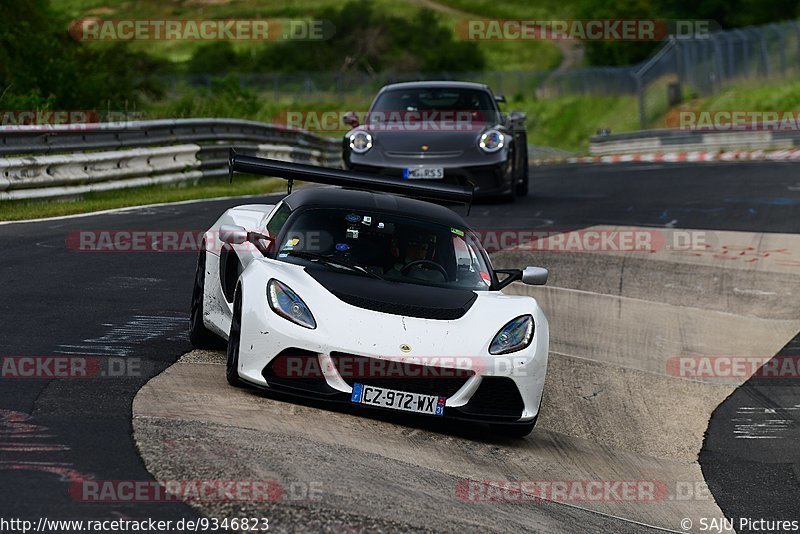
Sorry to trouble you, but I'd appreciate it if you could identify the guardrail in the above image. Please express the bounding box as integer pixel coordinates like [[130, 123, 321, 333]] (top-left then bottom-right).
[[0, 119, 342, 201], [589, 128, 800, 156]]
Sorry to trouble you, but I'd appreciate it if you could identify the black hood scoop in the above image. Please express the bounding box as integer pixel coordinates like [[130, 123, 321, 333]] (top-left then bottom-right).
[[307, 269, 477, 320]]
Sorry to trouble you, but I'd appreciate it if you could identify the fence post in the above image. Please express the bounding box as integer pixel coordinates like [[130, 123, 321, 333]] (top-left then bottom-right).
[[752, 27, 770, 77], [675, 39, 684, 86], [793, 22, 800, 68], [634, 71, 645, 130], [738, 29, 750, 78], [724, 33, 735, 82], [711, 35, 723, 89], [774, 23, 787, 75]]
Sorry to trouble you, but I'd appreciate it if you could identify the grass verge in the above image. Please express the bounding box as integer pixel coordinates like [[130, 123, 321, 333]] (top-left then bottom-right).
[[0, 175, 284, 222]]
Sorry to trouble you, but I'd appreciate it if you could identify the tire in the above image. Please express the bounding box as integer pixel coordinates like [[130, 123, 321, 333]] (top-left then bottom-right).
[[491, 416, 537, 438], [189, 249, 223, 349], [515, 151, 530, 197], [226, 288, 247, 388], [500, 158, 516, 203]]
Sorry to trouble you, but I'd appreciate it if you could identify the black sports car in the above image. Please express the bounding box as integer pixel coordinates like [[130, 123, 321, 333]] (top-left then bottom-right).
[[342, 81, 529, 200]]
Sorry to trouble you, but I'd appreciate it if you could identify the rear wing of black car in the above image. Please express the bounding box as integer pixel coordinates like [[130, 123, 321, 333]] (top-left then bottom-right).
[[228, 149, 473, 205]]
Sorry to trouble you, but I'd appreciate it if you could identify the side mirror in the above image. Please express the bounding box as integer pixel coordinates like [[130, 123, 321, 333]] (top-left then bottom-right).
[[494, 267, 547, 289], [343, 111, 359, 128], [219, 224, 248, 245], [494, 94, 506, 104], [521, 266, 548, 286], [220, 224, 274, 256], [509, 110, 526, 121]]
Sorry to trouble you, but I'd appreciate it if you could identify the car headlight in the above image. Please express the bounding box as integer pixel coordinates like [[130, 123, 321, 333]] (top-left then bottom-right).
[[489, 315, 534, 355], [479, 129, 505, 153], [349, 131, 373, 154], [267, 279, 316, 329]]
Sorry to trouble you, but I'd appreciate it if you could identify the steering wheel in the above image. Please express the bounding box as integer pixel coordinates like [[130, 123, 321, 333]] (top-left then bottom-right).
[[401, 259, 448, 280]]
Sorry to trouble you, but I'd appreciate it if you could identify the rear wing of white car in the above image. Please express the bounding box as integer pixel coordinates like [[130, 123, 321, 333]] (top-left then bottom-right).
[[228, 149, 474, 205]]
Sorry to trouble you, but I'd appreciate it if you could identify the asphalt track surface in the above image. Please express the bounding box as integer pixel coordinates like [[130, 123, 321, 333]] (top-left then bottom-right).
[[1, 161, 799, 530]]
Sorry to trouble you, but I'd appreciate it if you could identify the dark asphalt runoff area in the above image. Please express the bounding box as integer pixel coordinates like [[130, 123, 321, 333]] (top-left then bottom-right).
[[0, 161, 798, 527]]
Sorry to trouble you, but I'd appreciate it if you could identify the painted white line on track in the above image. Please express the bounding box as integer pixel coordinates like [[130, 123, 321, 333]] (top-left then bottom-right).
[[0, 192, 283, 227]]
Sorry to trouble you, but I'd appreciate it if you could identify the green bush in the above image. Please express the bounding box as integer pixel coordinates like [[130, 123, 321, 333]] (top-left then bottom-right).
[[0, 0, 164, 110], [188, 42, 240, 75], [180, 2, 484, 76]]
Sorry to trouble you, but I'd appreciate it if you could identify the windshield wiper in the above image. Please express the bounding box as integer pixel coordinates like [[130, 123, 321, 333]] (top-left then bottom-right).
[[283, 250, 384, 280]]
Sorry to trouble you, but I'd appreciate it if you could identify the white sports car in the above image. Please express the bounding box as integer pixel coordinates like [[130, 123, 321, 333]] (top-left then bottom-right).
[[189, 155, 549, 436]]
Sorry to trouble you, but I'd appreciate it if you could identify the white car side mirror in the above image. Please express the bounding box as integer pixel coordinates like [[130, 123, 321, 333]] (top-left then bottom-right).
[[219, 224, 248, 245], [521, 266, 548, 285]]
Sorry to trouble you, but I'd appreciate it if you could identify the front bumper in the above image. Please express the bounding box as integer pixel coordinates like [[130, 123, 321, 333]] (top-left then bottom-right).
[[347, 161, 513, 196], [249, 350, 531, 424], [234, 264, 548, 426]]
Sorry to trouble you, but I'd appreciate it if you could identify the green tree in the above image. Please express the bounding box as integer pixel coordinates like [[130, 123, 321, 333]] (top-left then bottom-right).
[[188, 42, 239, 75]]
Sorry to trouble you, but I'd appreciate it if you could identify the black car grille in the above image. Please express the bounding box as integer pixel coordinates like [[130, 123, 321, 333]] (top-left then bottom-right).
[[460, 377, 525, 418], [384, 150, 463, 158], [330, 353, 473, 398], [331, 291, 471, 320]]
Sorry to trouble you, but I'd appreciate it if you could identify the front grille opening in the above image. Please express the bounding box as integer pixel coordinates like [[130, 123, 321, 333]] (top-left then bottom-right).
[[262, 348, 337, 395], [330, 352, 473, 398], [460, 376, 524, 418]]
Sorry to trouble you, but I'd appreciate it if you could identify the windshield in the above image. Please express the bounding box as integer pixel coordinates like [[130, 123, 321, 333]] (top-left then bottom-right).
[[275, 208, 493, 291], [369, 88, 498, 125]]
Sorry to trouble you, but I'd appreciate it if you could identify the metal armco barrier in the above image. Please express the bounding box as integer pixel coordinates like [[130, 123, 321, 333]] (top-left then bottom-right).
[[589, 128, 798, 156], [0, 119, 342, 201]]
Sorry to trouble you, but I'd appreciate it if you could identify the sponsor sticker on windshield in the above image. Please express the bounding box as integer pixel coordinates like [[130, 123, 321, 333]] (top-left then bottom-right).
[[451, 228, 465, 237]]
